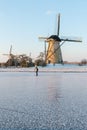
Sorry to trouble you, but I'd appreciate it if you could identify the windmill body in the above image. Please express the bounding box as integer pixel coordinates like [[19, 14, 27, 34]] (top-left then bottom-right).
[[46, 35, 63, 64]]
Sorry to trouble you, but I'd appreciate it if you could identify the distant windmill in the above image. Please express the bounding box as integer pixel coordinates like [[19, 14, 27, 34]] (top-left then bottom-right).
[[3, 45, 12, 59], [39, 14, 82, 64], [3, 45, 14, 66]]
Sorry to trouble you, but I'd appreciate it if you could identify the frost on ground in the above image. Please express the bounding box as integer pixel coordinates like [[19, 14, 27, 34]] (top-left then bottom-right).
[[0, 71, 87, 129], [0, 64, 87, 72]]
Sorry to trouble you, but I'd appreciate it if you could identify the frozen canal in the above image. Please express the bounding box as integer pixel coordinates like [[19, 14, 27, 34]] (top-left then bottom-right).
[[0, 72, 87, 130]]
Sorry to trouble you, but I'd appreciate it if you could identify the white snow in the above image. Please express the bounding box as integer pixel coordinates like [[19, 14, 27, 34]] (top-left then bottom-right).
[[0, 64, 87, 72]]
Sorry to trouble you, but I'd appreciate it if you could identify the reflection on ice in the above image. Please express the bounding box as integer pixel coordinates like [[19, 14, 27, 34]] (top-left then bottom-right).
[[0, 72, 87, 129]]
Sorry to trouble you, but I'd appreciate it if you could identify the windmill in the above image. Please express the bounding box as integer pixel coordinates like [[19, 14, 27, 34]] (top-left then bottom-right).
[[3, 45, 15, 66], [39, 14, 82, 64], [3, 45, 13, 59]]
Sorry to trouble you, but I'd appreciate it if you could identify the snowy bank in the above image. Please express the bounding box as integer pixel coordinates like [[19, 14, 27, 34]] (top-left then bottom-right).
[[0, 64, 87, 72]]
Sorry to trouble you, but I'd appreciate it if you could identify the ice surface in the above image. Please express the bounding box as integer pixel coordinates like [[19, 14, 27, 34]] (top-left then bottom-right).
[[0, 70, 87, 129]]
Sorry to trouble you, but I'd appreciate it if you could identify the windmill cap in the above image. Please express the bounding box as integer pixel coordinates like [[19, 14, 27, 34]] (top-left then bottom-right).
[[48, 35, 61, 41]]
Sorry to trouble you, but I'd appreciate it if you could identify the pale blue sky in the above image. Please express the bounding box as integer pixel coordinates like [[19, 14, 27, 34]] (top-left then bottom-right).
[[0, 0, 87, 62]]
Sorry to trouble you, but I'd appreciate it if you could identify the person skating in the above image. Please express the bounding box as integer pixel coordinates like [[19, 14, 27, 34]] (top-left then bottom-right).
[[35, 65, 39, 76]]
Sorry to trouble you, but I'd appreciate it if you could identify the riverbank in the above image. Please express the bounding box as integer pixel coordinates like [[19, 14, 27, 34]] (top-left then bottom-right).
[[0, 64, 87, 72]]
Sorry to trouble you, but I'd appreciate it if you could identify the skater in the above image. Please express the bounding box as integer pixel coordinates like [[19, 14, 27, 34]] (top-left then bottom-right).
[[35, 65, 39, 76]]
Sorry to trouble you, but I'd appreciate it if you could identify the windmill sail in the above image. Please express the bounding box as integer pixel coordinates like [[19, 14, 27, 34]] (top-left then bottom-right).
[[57, 14, 60, 36], [60, 36, 82, 42]]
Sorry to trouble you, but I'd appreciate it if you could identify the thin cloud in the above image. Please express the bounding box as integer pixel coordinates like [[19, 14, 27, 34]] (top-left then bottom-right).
[[46, 10, 56, 15]]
